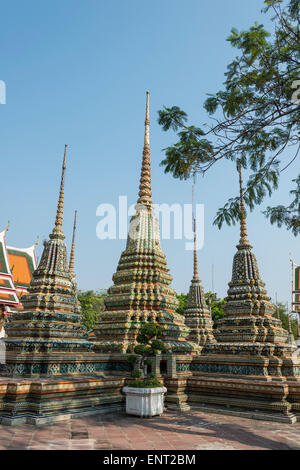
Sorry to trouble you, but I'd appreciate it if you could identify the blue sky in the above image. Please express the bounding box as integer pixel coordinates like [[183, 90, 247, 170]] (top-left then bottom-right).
[[1, 0, 298, 306]]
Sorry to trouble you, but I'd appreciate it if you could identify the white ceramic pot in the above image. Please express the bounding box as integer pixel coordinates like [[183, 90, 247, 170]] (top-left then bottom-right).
[[123, 386, 167, 417]]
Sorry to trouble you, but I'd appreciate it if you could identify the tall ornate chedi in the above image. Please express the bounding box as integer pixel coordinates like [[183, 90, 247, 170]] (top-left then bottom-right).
[[93, 92, 197, 354], [175, 165, 299, 423], [184, 219, 215, 347], [208, 164, 296, 357], [4, 146, 92, 376]]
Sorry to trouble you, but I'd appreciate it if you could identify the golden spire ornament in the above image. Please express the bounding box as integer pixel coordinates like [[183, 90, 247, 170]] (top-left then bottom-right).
[[69, 210, 77, 276], [193, 217, 200, 281], [238, 162, 250, 246], [137, 91, 152, 208], [52, 144, 67, 238]]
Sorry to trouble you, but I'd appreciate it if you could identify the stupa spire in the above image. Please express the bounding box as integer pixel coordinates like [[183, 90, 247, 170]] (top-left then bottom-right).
[[212, 160, 295, 352], [144, 89, 150, 147], [137, 91, 152, 208], [275, 292, 280, 319], [69, 210, 77, 276], [183, 207, 215, 348], [238, 162, 250, 246], [288, 312, 292, 334], [52, 145, 67, 238], [193, 218, 199, 281]]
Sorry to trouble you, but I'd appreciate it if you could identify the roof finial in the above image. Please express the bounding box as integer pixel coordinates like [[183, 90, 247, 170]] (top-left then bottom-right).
[[34, 236, 39, 248], [238, 162, 249, 246], [4, 221, 10, 234], [69, 210, 77, 276], [137, 91, 152, 208], [52, 145, 67, 238]]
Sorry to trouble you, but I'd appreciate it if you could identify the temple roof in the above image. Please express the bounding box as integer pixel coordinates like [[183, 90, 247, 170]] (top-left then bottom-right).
[[0, 228, 19, 307], [7, 244, 37, 293]]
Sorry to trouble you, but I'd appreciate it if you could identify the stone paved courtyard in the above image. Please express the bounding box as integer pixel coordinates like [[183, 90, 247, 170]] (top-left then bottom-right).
[[0, 409, 299, 450]]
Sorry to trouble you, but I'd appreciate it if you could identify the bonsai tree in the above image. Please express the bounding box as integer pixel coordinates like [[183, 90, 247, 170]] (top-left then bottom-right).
[[127, 323, 167, 388]]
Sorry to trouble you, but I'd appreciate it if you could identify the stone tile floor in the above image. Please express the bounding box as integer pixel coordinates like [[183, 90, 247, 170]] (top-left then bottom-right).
[[0, 410, 299, 450]]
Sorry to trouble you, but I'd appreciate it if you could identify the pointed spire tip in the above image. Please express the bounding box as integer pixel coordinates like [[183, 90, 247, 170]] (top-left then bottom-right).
[[193, 217, 200, 281], [52, 145, 68, 237], [69, 210, 77, 275], [137, 92, 152, 207], [5, 221, 10, 234], [238, 162, 250, 246]]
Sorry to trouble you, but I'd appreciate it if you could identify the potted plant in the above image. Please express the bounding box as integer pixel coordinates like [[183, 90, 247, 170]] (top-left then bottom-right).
[[123, 323, 167, 418]]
